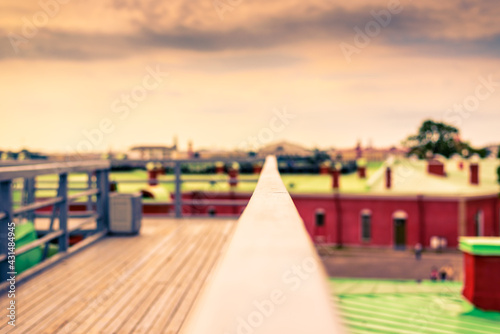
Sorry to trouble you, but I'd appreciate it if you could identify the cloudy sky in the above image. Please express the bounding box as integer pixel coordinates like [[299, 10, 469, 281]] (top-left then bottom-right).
[[0, 0, 499, 153]]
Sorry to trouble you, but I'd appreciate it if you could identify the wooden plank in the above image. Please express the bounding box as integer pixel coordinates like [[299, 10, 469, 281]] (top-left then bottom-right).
[[10, 225, 146, 296], [167, 222, 235, 333], [22, 222, 184, 329], [111, 223, 221, 334], [53, 222, 195, 333], [0, 232, 109, 334], [0, 219, 236, 334], [131, 222, 233, 333], [82, 223, 213, 333], [10, 231, 144, 312], [159, 222, 235, 334], [30, 224, 186, 334]]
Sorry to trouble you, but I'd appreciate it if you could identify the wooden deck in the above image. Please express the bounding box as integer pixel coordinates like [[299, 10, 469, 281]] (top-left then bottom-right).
[[0, 218, 236, 334]]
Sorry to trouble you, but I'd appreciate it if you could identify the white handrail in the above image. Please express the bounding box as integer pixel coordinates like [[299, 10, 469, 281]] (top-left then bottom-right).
[[182, 156, 346, 334]]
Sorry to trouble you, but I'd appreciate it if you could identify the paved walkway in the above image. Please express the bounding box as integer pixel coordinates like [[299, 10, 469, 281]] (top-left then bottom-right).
[[320, 247, 464, 281]]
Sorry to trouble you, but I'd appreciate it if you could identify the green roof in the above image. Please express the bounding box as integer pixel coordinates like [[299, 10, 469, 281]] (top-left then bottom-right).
[[366, 158, 500, 196], [330, 278, 500, 334], [459, 237, 500, 256], [26, 158, 499, 200]]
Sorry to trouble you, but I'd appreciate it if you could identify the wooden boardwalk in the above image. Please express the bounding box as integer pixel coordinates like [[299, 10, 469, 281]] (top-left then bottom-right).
[[0, 218, 236, 334]]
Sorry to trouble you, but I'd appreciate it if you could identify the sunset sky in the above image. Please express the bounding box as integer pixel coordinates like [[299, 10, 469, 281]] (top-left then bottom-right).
[[0, 0, 499, 153]]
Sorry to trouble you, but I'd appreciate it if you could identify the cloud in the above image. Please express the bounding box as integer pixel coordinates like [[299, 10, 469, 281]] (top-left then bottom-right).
[[1, 0, 500, 60]]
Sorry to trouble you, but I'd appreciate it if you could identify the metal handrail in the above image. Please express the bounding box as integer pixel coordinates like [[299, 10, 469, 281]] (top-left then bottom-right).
[[0, 161, 110, 282], [0, 160, 109, 181]]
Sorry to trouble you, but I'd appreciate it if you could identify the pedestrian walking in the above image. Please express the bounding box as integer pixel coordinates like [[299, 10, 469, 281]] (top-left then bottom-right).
[[414, 243, 423, 260]]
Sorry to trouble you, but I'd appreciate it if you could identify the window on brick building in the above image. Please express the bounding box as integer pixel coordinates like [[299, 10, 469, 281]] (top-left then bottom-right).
[[315, 209, 325, 227]]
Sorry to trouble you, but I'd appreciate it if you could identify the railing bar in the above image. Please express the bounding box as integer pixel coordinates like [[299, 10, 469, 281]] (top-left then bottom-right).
[[112, 179, 258, 184], [13, 197, 63, 216], [178, 179, 258, 183], [13, 230, 64, 258], [111, 180, 176, 184], [0, 160, 110, 182], [68, 214, 100, 232], [174, 162, 182, 218], [68, 188, 99, 201], [35, 211, 96, 218], [110, 157, 264, 165], [36, 187, 89, 191], [181, 200, 249, 206], [36, 181, 92, 184]]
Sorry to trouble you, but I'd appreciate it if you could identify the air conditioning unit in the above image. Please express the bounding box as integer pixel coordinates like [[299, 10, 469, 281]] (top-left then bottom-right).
[[109, 193, 142, 234]]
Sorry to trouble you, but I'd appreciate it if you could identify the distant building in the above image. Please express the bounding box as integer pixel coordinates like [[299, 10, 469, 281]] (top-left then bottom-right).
[[128, 145, 177, 160], [0, 149, 48, 161], [177, 157, 500, 249], [258, 141, 312, 157], [328, 142, 408, 161], [195, 149, 247, 159]]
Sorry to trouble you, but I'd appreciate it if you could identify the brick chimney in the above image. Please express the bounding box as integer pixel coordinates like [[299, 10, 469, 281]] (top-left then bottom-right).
[[229, 162, 240, 188], [470, 163, 479, 185], [215, 161, 224, 174], [188, 140, 194, 158], [331, 163, 341, 189], [357, 158, 367, 179], [385, 166, 392, 189], [427, 159, 446, 177], [146, 162, 161, 186], [358, 167, 366, 178]]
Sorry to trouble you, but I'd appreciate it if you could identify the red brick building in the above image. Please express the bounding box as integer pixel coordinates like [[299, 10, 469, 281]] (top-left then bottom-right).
[[177, 158, 500, 249]]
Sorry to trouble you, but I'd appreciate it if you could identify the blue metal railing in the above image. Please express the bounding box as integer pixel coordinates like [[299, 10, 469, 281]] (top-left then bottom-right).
[[0, 161, 110, 281]]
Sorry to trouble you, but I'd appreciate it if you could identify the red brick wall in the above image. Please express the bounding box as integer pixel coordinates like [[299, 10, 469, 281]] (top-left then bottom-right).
[[465, 197, 499, 237], [144, 192, 500, 248]]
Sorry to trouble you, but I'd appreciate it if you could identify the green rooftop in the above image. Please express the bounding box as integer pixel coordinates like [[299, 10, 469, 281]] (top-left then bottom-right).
[[330, 278, 500, 334], [13, 158, 500, 202]]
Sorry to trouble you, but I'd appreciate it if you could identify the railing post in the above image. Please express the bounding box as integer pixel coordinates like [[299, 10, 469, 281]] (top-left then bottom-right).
[[27, 178, 35, 222], [174, 162, 182, 218], [96, 169, 110, 232], [86, 172, 93, 212], [58, 173, 69, 252], [0, 180, 13, 282]]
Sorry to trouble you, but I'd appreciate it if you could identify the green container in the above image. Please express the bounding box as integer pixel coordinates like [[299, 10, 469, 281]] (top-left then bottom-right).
[[459, 237, 500, 256], [15, 222, 43, 274]]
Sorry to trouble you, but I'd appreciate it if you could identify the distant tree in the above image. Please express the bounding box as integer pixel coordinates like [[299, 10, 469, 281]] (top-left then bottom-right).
[[469, 147, 490, 159], [498, 145, 500, 159], [403, 120, 476, 159], [310, 149, 330, 163], [497, 166, 500, 186]]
